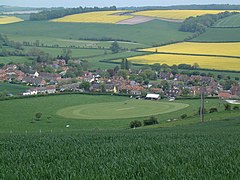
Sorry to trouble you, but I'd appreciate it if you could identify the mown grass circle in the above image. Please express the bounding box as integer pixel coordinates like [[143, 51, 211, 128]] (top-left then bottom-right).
[[57, 99, 189, 120]]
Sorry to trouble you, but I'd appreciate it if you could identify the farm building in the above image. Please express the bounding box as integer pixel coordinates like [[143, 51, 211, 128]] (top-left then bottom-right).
[[146, 93, 160, 100]]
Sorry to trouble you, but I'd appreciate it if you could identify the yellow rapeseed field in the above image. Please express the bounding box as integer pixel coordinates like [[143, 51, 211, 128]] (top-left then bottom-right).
[[142, 42, 240, 57], [128, 54, 240, 71], [52, 11, 133, 24], [133, 10, 240, 20], [0, 16, 23, 24]]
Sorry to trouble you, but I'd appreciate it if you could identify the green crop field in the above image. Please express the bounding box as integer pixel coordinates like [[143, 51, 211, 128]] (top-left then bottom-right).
[[191, 28, 240, 42], [0, 20, 192, 46], [0, 117, 240, 179], [0, 56, 33, 64], [24, 46, 110, 58], [214, 14, 240, 27], [57, 100, 188, 120], [0, 83, 28, 95]]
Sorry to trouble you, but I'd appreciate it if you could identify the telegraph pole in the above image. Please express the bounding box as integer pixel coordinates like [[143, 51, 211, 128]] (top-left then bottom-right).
[[200, 87, 205, 123]]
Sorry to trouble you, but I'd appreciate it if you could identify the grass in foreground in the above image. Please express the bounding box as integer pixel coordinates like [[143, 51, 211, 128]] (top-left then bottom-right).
[[0, 117, 240, 179], [0, 94, 233, 133]]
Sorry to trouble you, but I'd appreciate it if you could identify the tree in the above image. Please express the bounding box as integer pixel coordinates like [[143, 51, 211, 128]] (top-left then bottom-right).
[[80, 81, 91, 91], [143, 116, 158, 126], [110, 41, 120, 53], [130, 120, 142, 129], [61, 48, 72, 63]]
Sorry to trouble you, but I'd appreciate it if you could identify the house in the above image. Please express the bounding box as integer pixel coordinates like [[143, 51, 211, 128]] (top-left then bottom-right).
[[120, 85, 145, 95], [159, 72, 174, 80], [60, 83, 80, 91], [165, 86, 182, 97], [105, 84, 118, 93], [39, 72, 61, 82], [27, 86, 57, 95], [218, 91, 232, 99], [22, 77, 46, 86], [231, 85, 240, 96], [146, 93, 160, 100]]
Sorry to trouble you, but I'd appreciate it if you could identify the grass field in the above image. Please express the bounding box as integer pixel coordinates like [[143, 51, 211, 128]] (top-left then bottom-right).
[[0, 20, 192, 46], [142, 42, 240, 57], [1, 118, 240, 179], [127, 53, 240, 71], [52, 11, 132, 24], [192, 28, 240, 42], [0, 16, 23, 24], [0, 94, 236, 133], [24, 46, 110, 58], [133, 10, 239, 20], [0, 56, 32, 64], [0, 83, 28, 95], [214, 13, 240, 27], [57, 100, 188, 120]]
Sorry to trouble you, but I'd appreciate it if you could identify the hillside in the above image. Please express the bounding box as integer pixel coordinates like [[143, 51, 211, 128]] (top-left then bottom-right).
[[214, 13, 240, 27]]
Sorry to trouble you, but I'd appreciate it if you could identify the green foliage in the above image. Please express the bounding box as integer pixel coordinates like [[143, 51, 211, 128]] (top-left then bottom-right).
[[233, 106, 239, 110], [224, 103, 231, 111], [130, 120, 142, 128], [180, 11, 239, 33], [209, 107, 218, 113], [35, 112, 42, 120], [180, 114, 188, 119], [30, 6, 117, 20], [110, 41, 120, 54], [143, 116, 159, 126], [79, 81, 91, 91]]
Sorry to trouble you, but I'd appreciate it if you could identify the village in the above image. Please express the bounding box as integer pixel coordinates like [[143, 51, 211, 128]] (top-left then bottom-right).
[[0, 57, 239, 100]]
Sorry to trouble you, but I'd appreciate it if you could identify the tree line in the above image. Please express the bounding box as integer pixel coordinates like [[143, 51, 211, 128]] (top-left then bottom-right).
[[122, 4, 240, 11], [179, 11, 239, 33], [29, 6, 117, 21]]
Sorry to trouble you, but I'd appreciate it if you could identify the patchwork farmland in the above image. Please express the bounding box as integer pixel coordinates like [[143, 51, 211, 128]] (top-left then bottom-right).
[[52, 11, 133, 24], [0, 3, 240, 179]]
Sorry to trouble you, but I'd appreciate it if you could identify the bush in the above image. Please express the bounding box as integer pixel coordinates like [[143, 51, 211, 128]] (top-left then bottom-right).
[[209, 107, 218, 113], [180, 114, 187, 119], [130, 120, 142, 129], [224, 104, 231, 111], [143, 116, 158, 126], [233, 106, 239, 110], [35, 112, 42, 121]]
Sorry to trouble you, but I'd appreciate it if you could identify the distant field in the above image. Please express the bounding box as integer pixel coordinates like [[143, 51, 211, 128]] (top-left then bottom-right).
[[0, 16, 23, 24], [24, 46, 110, 58], [0, 56, 32, 64], [192, 28, 240, 42], [127, 54, 240, 71], [133, 10, 239, 20], [142, 42, 240, 57], [214, 14, 240, 27], [52, 11, 132, 24], [0, 20, 192, 46], [0, 83, 28, 95], [57, 100, 188, 120]]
